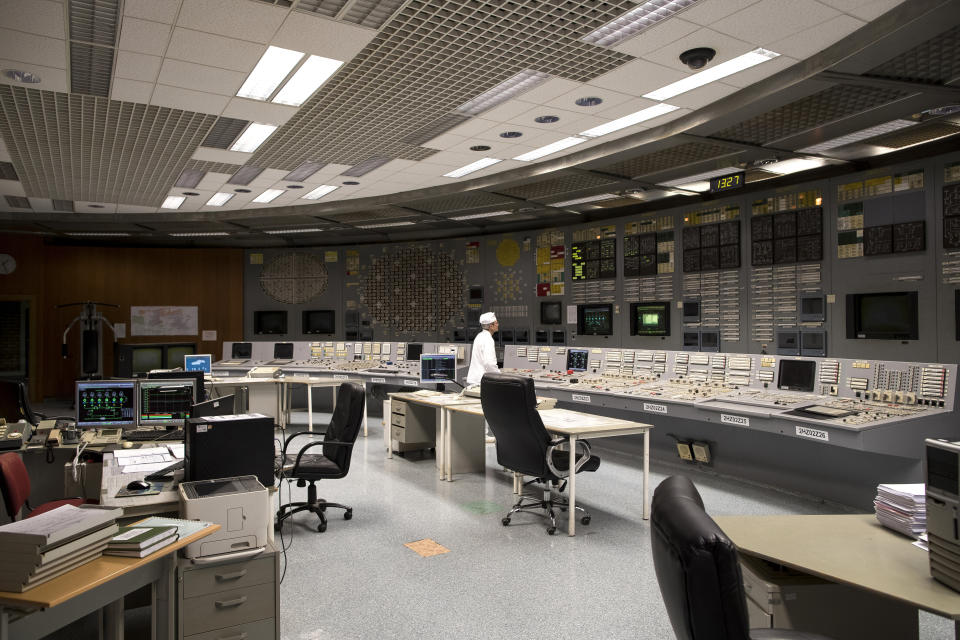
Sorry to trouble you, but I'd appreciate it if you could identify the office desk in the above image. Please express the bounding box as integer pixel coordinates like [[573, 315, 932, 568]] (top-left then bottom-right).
[[386, 392, 483, 478], [0, 521, 219, 640], [99, 452, 180, 517], [714, 514, 960, 638], [280, 375, 361, 435], [445, 404, 652, 536]]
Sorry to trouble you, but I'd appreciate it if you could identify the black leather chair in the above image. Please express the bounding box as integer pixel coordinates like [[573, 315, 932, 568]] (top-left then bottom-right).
[[0, 380, 70, 426], [480, 373, 600, 535], [275, 381, 365, 533], [651, 476, 835, 640]]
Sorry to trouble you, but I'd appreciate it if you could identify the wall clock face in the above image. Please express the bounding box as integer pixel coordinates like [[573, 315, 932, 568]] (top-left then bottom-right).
[[0, 254, 15, 275]]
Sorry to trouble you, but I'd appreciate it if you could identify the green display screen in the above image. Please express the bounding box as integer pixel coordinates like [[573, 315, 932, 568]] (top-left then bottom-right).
[[631, 302, 670, 336], [709, 172, 745, 193]]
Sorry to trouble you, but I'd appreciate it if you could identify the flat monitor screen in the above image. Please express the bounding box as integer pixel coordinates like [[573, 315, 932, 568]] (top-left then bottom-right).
[[191, 394, 235, 418], [577, 304, 613, 336], [846, 291, 918, 340], [420, 354, 456, 384], [302, 310, 335, 335], [799, 295, 825, 322], [777, 331, 799, 351], [76, 380, 136, 428], [500, 330, 514, 344], [231, 342, 252, 359], [631, 302, 669, 336], [566, 348, 589, 371], [184, 354, 212, 374], [139, 379, 196, 426], [254, 310, 287, 335], [406, 343, 423, 361], [273, 342, 294, 359], [777, 360, 816, 392], [469, 286, 484, 301], [541, 301, 562, 325], [682, 300, 700, 323]]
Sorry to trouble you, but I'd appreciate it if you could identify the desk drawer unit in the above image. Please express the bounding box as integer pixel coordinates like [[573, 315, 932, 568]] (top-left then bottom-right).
[[182, 582, 275, 636], [392, 400, 407, 416], [391, 411, 407, 428], [182, 555, 275, 598], [185, 617, 276, 640]]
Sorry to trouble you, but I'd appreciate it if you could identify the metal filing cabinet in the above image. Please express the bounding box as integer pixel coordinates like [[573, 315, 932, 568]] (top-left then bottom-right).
[[178, 543, 279, 640], [389, 400, 435, 454]]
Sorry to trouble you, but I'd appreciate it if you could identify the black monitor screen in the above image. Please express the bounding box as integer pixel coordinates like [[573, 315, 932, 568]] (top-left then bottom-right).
[[541, 301, 562, 325], [469, 286, 484, 301], [254, 311, 287, 335], [777, 359, 816, 392], [420, 354, 456, 383], [683, 332, 699, 348], [566, 348, 589, 371], [302, 310, 335, 335], [577, 304, 613, 336], [802, 332, 824, 351], [700, 331, 719, 349], [631, 302, 669, 336], [406, 343, 423, 361], [846, 291, 918, 340], [801, 296, 824, 317], [777, 331, 799, 350], [682, 300, 700, 322], [139, 379, 196, 426], [232, 342, 252, 358], [76, 381, 136, 428], [273, 342, 294, 359], [131, 347, 163, 374]]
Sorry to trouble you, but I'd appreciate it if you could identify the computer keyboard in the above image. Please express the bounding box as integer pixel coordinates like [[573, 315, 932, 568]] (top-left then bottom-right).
[[144, 459, 184, 481], [155, 429, 184, 441], [123, 428, 165, 441]]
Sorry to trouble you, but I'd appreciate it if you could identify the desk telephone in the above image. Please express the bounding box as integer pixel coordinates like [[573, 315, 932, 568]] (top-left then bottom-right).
[[0, 420, 29, 451]]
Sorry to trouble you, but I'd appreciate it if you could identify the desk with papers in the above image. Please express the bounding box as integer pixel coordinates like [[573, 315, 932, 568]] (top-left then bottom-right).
[[99, 450, 181, 517]]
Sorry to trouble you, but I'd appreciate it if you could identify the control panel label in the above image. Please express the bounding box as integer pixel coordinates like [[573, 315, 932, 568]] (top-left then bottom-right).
[[795, 425, 829, 442], [720, 413, 750, 427], [571, 394, 591, 403], [403, 379, 418, 386], [333, 374, 349, 380], [371, 377, 386, 384], [643, 402, 668, 414]]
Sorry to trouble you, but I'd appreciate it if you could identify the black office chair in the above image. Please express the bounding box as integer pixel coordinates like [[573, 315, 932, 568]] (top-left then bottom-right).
[[651, 476, 835, 640], [275, 381, 365, 533], [0, 380, 70, 426], [480, 373, 600, 535]]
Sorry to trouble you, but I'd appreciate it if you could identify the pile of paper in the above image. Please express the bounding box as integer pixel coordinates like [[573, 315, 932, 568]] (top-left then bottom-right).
[[874, 483, 926, 538]]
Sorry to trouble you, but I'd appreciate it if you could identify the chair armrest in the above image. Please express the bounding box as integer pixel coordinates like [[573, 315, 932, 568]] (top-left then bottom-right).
[[545, 438, 592, 478], [292, 439, 356, 470], [282, 430, 327, 457]]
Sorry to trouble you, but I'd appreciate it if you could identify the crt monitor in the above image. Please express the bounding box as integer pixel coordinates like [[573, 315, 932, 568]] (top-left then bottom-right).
[[541, 301, 562, 325], [139, 379, 197, 426], [406, 343, 423, 361], [302, 309, 335, 335], [846, 291, 919, 340], [191, 394, 235, 418], [76, 380, 136, 428], [254, 310, 287, 335], [231, 342, 252, 359], [777, 359, 816, 392], [631, 302, 670, 336], [131, 346, 163, 375], [184, 354, 212, 374], [577, 304, 613, 336], [273, 342, 294, 359], [566, 348, 589, 371], [420, 354, 456, 384]]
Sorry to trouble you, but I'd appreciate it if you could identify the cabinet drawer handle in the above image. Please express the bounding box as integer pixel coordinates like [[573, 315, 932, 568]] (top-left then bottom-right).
[[218, 634, 247, 640], [215, 569, 247, 582], [215, 596, 248, 608]]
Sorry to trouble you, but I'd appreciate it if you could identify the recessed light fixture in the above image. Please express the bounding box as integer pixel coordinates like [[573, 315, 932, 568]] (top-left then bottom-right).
[[796, 119, 918, 154], [513, 137, 586, 162], [302, 185, 339, 200], [443, 157, 502, 178], [500, 131, 523, 138], [182, 191, 200, 196], [252, 189, 285, 203], [579, 103, 679, 138], [88, 204, 105, 209], [661, 166, 743, 188], [161, 196, 185, 209], [582, 0, 701, 47], [169, 231, 231, 237], [286, 184, 304, 189], [764, 157, 829, 175], [455, 70, 550, 116], [342, 181, 359, 185], [230, 123, 278, 153], [66, 232, 130, 237], [284, 161, 326, 182], [470, 145, 491, 151], [450, 210, 514, 221], [264, 227, 324, 234], [575, 96, 603, 107], [234, 188, 252, 193], [534, 115, 559, 123], [272, 55, 343, 106], [643, 48, 780, 101], [356, 221, 417, 229], [549, 194, 620, 207], [205, 192, 234, 207], [237, 46, 304, 101], [3, 69, 41, 83]]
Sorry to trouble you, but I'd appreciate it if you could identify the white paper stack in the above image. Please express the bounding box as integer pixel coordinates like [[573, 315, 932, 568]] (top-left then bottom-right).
[[874, 483, 926, 538]]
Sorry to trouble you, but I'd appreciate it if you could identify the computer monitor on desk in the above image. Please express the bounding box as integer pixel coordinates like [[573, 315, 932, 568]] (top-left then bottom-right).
[[420, 354, 456, 385], [147, 369, 204, 402], [138, 379, 196, 427], [184, 354, 212, 374], [76, 380, 136, 429]]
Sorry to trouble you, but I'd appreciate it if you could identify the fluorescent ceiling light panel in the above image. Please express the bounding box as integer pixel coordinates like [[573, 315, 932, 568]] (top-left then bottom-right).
[[205, 192, 234, 207], [643, 48, 780, 101], [357, 221, 416, 229], [161, 196, 185, 209], [273, 55, 344, 106], [579, 104, 679, 138], [513, 137, 586, 162], [582, 0, 701, 47], [444, 157, 503, 178], [169, 231, 231, 237], [550, 194, 620, 207], [764, 157, 828, 175], [661, 166, 742, 187], [796, 119, 918, 154], [264, 227, 324, 234], [253, 189, 285, 203], [230, 123, 278, 153], [66, 232, 131, 237], [672, 181, 711, 192], [237, 46, 305, 101], [302, 185, 339, 200], [284, 161, 326, 182], [456, 70, 551, 116], [450, 210, 513, 221]]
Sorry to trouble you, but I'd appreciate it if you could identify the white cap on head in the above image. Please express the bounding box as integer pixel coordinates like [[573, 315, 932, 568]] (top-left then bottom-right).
[[479, 312, 497, 326]]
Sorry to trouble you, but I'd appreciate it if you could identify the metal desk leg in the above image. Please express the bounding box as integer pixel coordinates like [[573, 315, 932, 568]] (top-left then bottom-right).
[[362, 382, 369, 438], [102, 599, 123, 640], [153, 555, 174, 640], [437, 407, 446, 479], [568, 434, 577, 536], [445, 409, 453, 481], [307, 383, 313, 433], [643, 428, 650, 520], [385, 399, 392, 459]]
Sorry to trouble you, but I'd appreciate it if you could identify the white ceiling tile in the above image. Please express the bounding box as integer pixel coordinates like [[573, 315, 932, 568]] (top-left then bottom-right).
[[221, 98, 297, 126], [2, 0, 66, 39], [472, 122, 541, 143], [510, 77, 581, 105], [662, 81, 740, 110], [157, 59, 246, 96], [444, 117, 498, 139], [544, 87, 635, 115], [641, 27, 756, 68], [272, 12, 375, 60], [838, 0, 906, 21], [192, 147, 254, 164], [593, 96, 658, 118], [721, 54, 797, 88], [176, 0, 287, 44], [679, 0, 762, 25], [402, 162, 449, 177], [419, 133, 468, 151], [28, 198, 53, 212], [713, 0, 841, 45], [151, 84, 228, 114], [111, 77, 155, 103], [589, 60, 687, 97], [0, 59, 68, 92], [195, 173, 231, 190], [114, 50, 163, 82], [0, 182, 27, 197], [117, 17, 173, 56], [612, 17, 700, 57], [476, 98, 544, 123], [166, 28, 265, 73], [124, 0, 181, 24], [0, 28, 66, 69], [767, 14, 865, 59], [509, 105, 608, 133]]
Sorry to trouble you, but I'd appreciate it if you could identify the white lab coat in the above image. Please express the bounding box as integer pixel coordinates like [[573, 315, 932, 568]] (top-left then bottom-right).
[[466, 330, 499, 386]]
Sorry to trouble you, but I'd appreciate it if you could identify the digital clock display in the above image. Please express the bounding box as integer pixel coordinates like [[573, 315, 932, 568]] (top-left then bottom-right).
[[710, 172, 745, 193]]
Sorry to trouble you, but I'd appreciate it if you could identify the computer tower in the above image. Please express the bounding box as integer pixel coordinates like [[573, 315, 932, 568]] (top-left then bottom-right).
[[185, 414, 274, 489]]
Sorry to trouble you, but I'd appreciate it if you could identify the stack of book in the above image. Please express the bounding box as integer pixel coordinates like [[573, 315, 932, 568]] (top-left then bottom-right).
[[0, 504, 121, 592], [105, 524, 179, 558], [875, 483, 926, 538]]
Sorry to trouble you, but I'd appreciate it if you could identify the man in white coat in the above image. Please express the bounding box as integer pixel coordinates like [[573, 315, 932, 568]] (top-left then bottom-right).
[[466, 312, 499, 386]]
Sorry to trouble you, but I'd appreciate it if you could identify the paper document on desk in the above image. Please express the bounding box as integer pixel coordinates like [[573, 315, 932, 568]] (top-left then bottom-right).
[[119, 453, 175, 473], [167, 443, 184, 459], [113, 446, 169, 460], [539, 409, 612, 427], [875, 483, 926, 539]]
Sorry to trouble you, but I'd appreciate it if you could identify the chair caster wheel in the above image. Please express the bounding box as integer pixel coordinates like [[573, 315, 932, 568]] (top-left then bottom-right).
[[274, 522, 282, 531], [547, 527, 557, 535], [317, 523, 327, 532], [501, 518, 511, 526], [581, 516, 591, 525], [344, 509, 353, 520]]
